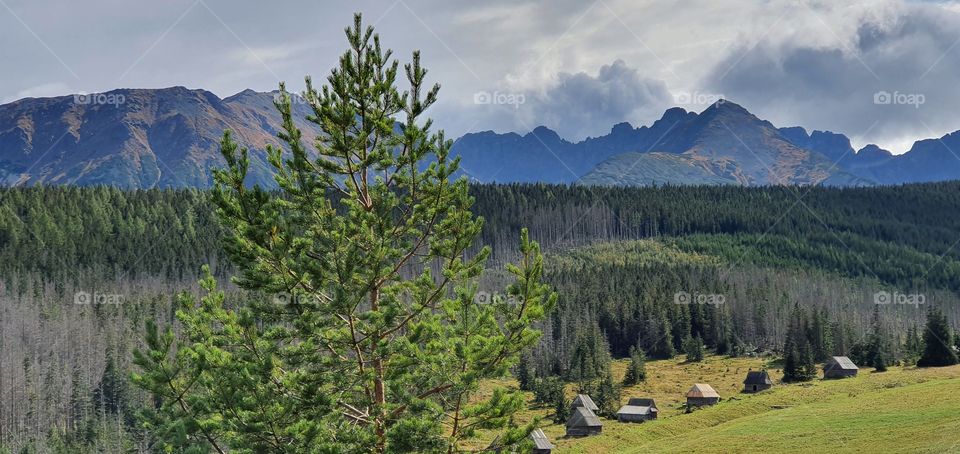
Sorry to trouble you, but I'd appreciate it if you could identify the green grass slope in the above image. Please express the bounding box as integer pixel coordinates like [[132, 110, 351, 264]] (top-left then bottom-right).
[[557, 363, 960, 453]]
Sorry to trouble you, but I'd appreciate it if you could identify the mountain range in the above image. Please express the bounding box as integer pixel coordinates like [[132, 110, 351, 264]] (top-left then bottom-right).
[[2, 86, 960, 188]]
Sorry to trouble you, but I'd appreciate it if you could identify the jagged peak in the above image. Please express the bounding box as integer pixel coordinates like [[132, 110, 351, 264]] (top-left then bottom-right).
[[610, 122, 635, 134]]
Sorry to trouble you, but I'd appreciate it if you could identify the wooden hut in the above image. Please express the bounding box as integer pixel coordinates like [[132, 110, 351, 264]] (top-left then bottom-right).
[[686, 383, 720, 409], [823, 356, 858, 379], [742, 370, 773, 393], [570, 394, 599, 412], [616, 398, 659, 422], [529, 428, 554, 454], [565, 406, 602, 437]]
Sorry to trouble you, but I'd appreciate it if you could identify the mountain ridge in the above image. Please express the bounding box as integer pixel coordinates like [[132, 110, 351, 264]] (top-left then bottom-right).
[[1, 88, 959, 188]]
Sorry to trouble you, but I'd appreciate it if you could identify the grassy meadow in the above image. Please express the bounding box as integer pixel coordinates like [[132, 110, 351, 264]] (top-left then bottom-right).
[[468, 356, 960, 453]]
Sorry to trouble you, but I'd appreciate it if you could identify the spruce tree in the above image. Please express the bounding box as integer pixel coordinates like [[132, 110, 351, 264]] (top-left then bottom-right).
[[622, 346, 647, 386], [592, 368, 621, 418], [868, 305, 891, 372], [903, 326, 923, 365], [553, 391, 570, 424], [783, 304, 815, 382], [133, 13, 556, 453], [683, 335, 705, 362], [918, 307, 959, 367], [652, 312, 675, 359], [516, 353, 535, 392]]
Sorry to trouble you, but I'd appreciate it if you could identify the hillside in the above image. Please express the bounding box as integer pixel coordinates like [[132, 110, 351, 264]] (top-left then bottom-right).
[[0, 87, 316, 188], [472, 357, 960, 453], [4, 90, 960, 187]]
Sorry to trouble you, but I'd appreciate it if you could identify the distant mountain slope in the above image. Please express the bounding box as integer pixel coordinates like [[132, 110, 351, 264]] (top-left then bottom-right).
[[450, 107, 694, 183], [0, 87, 315, 188], [1, 88, 960, 187], [580, 101, 860, 186]]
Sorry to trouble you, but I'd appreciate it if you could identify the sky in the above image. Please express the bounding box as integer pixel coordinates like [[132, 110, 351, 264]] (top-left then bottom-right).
[[3, 0, 960, 153]]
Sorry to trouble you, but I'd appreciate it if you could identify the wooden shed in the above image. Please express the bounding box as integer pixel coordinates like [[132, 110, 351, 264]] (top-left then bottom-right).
[[742, 370, 773, 393], [823, 356, 858, 379], [616, 397, 659, 422], [686, 383, 720, 409], [565, 406, 602, 437], [529, 428, 554, 454], [570, 394, 599, 412]]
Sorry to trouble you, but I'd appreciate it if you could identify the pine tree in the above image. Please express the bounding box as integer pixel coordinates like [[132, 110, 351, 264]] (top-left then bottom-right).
[[903, 326, 923, 365], [516, 354, 535, 392], [652, 312, 675, 359], [808, 308, 832, 362], [553, 390, 570, 424], [918, 307, 959, 368], [683, 335, 705, 363], [534, 377, 565, 408], [592, 368, 621, 418], [867, 305, 891, 372], [783, 304, 816, 382], [133, 13, 556, 453], [622, 346, 647, 386]]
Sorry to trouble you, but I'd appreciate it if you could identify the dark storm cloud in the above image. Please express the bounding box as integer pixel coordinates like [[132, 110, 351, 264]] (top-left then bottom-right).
[[704, 2, 960, 152], [518, 60, 672, 140], [4, 0, 960, 150]]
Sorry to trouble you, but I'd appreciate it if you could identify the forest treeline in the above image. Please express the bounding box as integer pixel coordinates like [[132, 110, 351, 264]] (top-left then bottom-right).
[[2, 182, 960, 451], [3, 182, 960, 288]]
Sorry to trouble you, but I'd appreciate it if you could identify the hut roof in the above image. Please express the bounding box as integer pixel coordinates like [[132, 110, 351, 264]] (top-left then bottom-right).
[[626, 397, 658, 409], [826, 356, 859, 370], [686, 383, 720, 398], [571, 394, 599, 411], [743, 370, 772, 385], [617, 404, 656, 416], [529, 428, 554, 450], [566, 407, 602, 428]]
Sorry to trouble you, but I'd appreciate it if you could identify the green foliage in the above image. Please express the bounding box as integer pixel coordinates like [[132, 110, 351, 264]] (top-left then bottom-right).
[[516, 354, 536, 392], [590, 369, 621, 418], [533, 377, 565, 408], [902, 326, 924, 366], [783, 304, 816, 382], [568, 324, 612, 387], [552, 390, 569, 424], [622, 346, 647, 386], [867, 305, 893, 372], [683, 335, 705, 363], [918, 307, 960, 368], [132, 14, 554, 453]]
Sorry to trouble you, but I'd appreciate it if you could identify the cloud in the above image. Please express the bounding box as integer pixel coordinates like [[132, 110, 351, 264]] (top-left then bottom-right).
[[2, 82, 72, 103], [460, 59, 672, 140], [703, 0, 960, 152]]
